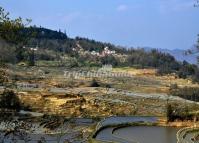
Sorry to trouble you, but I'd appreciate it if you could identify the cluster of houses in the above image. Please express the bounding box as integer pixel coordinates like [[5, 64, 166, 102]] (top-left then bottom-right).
[[90, 47, 116, 57], [72, 42, 116, 57]]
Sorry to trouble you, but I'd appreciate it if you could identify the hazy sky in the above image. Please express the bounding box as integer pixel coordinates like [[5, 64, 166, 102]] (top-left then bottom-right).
[[0, 0, 199, 49]]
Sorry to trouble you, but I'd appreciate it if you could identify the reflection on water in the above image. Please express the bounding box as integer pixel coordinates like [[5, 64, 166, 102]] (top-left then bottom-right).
[[100, 116, 157, 127], [96, 126, 179, 143]]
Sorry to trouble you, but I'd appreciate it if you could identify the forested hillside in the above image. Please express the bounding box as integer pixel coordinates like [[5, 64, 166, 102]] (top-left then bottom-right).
[[0, 26, 199, 82]]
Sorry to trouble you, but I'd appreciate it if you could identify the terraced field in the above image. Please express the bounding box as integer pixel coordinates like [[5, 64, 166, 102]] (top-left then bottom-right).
[[1, 66, 199, 142]]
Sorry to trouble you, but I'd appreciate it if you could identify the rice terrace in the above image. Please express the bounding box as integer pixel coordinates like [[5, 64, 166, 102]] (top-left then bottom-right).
[[0, 0, 199, 143]]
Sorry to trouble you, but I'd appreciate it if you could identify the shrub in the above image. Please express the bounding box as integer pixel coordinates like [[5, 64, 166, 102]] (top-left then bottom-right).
[[0, 61, 8, 85], [166, 104, 193, 121], [90, 79, 100, 87], [0, 90, 21, 111], [169, 84, 178, 91], [166, 104, 174, 122], [169, 86, 199, 102]]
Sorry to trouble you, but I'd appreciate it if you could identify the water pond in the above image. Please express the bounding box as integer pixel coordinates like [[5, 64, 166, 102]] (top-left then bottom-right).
[[95, 116, 180, 143], [96, 126, 179, 143]]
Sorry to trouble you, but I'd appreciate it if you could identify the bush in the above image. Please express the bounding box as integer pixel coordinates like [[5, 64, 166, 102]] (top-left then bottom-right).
[[90, 79, 100, 87], [166, 104, 193, 121], [169, 86, 199, 102], [170, 83, 178, 90], [193, 69, 199, 83], [166, 104, 174, 122], [0, 90, 21, 111], [0, 69, 7, 85], [157, 66, 172, 75], [0, 61, 8, 85]]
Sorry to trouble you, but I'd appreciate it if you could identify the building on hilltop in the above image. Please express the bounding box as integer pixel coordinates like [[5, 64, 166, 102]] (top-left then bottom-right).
[[101, 47, 116, 57]]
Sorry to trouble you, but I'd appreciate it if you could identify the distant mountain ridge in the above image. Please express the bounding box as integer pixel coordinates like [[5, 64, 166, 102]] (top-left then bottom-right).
[[21, 27, 198, 65], [161, 49, 198, 65], [1, 26, 199, 82], [142, 47, 198, 64]]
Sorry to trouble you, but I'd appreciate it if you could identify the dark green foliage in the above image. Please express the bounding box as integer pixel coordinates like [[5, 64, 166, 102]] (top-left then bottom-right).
[[170, 86, 199, 102], [157, 65, 173, 75], [0, 6, 36, 64], [170, 84, 178, 90], [0, 60, 8, 85], [105, 84, 111, 89], [90, 79, 100, 87], [126, 48, 199, 81], [28, 50, 35, 66], [178, 61, 197, 78], [0, 38, 17, 63], [193, 69, 199, 83], [166, 104, 173, 122], [101, 55, 119, 66], [75, 37, 119, 53], [23, 27, 67, 40], [15, 47, 26, 62], [0, 7, 31, 45], [127, 49, 180, 70], [36, 52, 56, 61], [0, 90, 21, 111], [166, 104, 194, 121]]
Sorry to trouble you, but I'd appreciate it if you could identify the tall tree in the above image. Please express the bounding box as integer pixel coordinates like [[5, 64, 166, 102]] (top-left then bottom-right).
[[0, 7, 32, 45], [0, 7, 34, 62]]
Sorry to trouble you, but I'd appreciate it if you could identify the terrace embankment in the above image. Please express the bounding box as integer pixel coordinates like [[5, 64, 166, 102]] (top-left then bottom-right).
[[17, 88, 136, 117], [15, 86, 199, 117]]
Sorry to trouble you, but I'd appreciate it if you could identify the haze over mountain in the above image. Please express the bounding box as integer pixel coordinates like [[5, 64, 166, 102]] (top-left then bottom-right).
[[161, 49, 198, 64], [142, 47, 198, 64]]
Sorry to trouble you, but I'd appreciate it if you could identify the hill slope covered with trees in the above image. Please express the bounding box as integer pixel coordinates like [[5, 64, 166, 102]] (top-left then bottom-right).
[[0, 6, 198, 82]]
